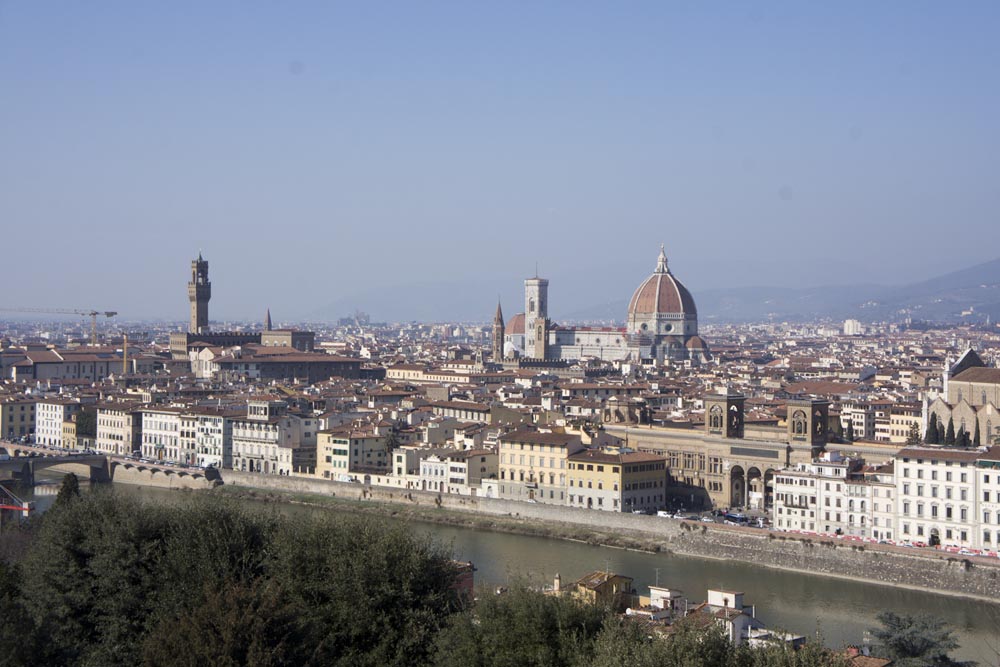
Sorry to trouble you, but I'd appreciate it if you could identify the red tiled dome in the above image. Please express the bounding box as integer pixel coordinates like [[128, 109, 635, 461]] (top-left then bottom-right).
[[627, 248, 697, 317], [507, 313, 525, 335]]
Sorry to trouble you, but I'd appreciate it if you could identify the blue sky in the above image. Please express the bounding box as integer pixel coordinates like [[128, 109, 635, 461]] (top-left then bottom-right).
[[1, 2, 998, 321]]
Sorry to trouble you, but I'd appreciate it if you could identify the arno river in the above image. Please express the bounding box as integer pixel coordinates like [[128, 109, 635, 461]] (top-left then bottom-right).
[[25, 478, 1000, 664]]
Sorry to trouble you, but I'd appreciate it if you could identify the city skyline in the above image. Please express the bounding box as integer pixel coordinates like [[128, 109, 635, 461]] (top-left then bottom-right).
[[2, 2, 999, 320]]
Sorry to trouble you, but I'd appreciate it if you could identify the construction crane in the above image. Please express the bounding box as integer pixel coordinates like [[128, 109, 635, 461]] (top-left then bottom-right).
[[0, 307, 118, 345]]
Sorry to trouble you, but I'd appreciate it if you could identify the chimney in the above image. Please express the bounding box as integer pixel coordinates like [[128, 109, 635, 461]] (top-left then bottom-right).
[[553, 573, 561, 593]]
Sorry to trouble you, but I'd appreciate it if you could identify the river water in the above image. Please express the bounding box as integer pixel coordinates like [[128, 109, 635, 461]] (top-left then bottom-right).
[[23, 477, 1000, 664]]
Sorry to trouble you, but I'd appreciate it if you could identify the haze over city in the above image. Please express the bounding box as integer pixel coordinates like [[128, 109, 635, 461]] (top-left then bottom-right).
[[2, 2, 999, 321]]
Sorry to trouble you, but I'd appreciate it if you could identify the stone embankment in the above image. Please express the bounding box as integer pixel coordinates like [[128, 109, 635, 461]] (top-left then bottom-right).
[[219, 470, 1000, 601]]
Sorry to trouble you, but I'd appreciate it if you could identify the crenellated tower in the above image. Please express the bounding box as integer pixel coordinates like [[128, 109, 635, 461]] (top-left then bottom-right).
[[188, 253, 211, 333]]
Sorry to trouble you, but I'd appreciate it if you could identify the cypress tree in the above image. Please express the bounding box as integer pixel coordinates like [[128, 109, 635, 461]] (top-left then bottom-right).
[[925, 414, 939, 444], [974, 419, 982, 446], [846, 420, 855, 442], [945, 417, 956, 446]]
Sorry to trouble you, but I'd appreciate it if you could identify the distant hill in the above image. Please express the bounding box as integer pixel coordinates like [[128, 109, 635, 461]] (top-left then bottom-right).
[[562, 258, 1000, 324], [311, 258, 1000, 324]]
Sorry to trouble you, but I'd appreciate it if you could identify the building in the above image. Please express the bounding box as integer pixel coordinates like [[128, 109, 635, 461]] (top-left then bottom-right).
[[498, 429, 585, 503], [570, 571, 635, 611], [188, 253, 211, 333], [0, 396, 36, 440], [925, 350, 1000, 446], [36, 399, 86, 447], [316, 429, 389, 481], [895, 447, 979, 549], [139, 407, 183, 461], [95, 403, 143, 457], [169, 254, 317, 357], [978, 448, 1000, 550], [566, 448, 667, 512], [501, 246, 710, 366], [232, 399, 317, 476]]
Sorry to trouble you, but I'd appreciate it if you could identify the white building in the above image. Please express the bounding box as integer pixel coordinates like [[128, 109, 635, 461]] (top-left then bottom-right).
[[895, 447, 979, 549], [36, 399, 85, 448], [139, 407, 183, 462], [232, 399, 317, 476]]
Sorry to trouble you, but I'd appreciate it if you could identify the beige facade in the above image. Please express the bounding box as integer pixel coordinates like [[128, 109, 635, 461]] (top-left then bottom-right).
[[498, 430, 584, 504], [567, 448, 667, 513], [0, 397, 35, 440], [96, 404, 142, 457], [316, 431, 388, 481]]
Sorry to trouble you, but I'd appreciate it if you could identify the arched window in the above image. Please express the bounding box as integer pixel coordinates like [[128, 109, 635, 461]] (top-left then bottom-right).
[[792, 410, 807, 436], [710, 405, 723, 430], [983, 391, 988, 406], [529, 298, 536, 314], [958, 390, 963, 403]]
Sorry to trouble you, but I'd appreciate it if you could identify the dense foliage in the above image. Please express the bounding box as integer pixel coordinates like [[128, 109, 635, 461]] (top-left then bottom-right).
[[0, 481, 974, 667], [0, 484, 461, 667]]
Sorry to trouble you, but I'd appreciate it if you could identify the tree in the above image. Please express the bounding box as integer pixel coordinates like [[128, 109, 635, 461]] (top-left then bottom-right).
[[74, 409, 97, 438], [955, 428, 971, 449], [53, 473, 80, 508], [846, 421, 855, 442], [925, 414, 939, 445], [907, 422, 922, 446], [870, 610, 974, 666], [974, 419, 981, 447], [433, 586, 605, 667], [945, 418, 956, 446]]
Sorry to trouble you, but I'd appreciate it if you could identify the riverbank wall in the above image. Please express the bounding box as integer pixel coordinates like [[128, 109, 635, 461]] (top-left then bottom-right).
[[220, 470, 1000, 601]]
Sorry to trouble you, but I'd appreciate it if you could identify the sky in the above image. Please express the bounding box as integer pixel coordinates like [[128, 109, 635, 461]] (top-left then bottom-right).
[[1, 2, 998, 323]]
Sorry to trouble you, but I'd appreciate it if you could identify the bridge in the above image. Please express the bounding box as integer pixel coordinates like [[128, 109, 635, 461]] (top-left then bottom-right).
[[0, 442, 221, 488]]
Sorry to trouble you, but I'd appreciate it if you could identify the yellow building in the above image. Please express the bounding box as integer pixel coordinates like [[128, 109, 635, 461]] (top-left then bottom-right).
[[570, 571, 635, 611], [0, 397, 36, 440], [567, 449, 667, 512], [498, 429, 584, 504]]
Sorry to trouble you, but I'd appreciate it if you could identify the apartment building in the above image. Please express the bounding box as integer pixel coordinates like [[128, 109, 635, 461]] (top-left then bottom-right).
[[316, 429, 388, 481], [895, 447, 978, 548], [567, 448, 667, 513], [498, 429, 584, 504], [0, 396, 36, 440], [139, 407, 183, 461], [36, 398, 86, 447], [96, 403, 143, 457], [232, 399, 317, 476]]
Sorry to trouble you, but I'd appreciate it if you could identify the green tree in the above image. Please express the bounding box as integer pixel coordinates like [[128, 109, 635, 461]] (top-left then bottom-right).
[[53, 473, 80, 509], [907, 422, 922, 446], [433, 586, 605, 667], [0, 561, 45, 667], [973, 419, 981, 446], [945, 418, 956, 446], [142, 579, 308, 667], [925, 414, 939, 444], [956, 429, 970, 449], [846, 421, 855, 442], [870, 610, 974, 666], [74, 410, 97, 439]]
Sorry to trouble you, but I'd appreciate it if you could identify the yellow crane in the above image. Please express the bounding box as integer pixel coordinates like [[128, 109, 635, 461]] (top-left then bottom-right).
[[0, 307, 118, 345]]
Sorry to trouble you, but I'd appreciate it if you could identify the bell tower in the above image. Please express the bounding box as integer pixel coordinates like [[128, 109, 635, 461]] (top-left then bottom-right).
[[704, 394, 745, 439], [524, 275, 548, 359], [188, 253, 211, 334], [492, 300, 505, 361]]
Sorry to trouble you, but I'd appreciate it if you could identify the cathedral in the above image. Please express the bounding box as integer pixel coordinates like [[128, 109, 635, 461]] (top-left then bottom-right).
[[494, 246, 710, 366]]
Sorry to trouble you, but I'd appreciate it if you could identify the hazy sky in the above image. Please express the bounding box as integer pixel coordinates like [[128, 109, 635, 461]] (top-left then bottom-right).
[[2, 2, 998, 322]]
